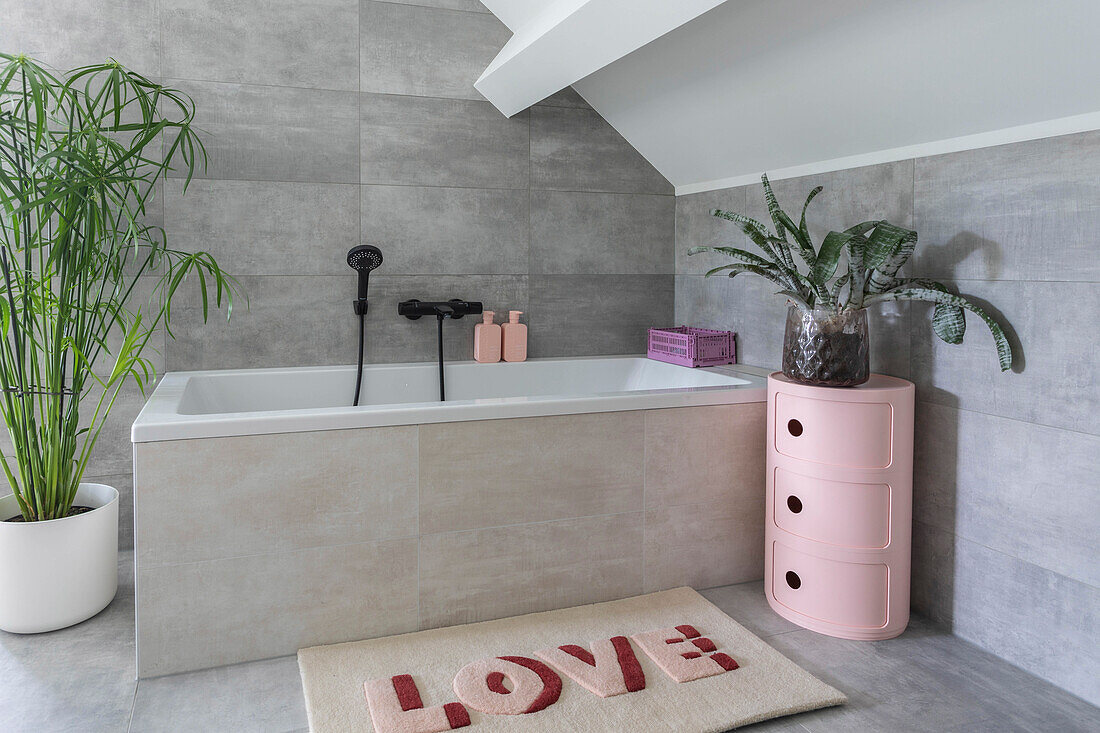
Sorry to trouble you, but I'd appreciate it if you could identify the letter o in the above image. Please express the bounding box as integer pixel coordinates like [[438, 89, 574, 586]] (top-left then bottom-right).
[[453, 656, 562, 715]]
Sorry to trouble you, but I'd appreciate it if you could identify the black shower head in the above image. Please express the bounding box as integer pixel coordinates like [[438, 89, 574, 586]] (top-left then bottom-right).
[[347, 244, 383, 272], [348, 245, 383, 314]]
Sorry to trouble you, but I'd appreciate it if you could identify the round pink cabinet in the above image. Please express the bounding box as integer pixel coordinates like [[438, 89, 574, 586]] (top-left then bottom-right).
[[764, 372, 914, 640]]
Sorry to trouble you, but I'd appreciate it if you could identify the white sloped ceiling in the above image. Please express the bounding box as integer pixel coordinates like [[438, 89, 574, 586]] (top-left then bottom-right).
[[477, 0, 1100, 193]]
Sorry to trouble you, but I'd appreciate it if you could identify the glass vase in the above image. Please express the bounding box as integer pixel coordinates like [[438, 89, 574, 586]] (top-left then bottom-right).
[[782, 306, 869, 387]]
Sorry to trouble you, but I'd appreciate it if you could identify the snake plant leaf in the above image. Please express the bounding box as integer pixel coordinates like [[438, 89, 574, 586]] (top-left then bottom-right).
[[798, 186, 823, 245], [884, 278, 966, 344], [762, 174, 816, 268], [864, 222, 918, 294], [689, 246, 781, 270], [829, 272, 852, 303], [813, 229, 863, 285], [713, 208, 797, 272], [866, 288, 1012, 370]]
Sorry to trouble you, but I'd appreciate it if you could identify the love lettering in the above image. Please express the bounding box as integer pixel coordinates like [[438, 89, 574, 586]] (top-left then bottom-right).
[[363, 624, 740, 732]]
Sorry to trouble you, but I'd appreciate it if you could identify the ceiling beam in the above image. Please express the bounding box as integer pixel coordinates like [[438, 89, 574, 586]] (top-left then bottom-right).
[[475, 0, 728, 118]]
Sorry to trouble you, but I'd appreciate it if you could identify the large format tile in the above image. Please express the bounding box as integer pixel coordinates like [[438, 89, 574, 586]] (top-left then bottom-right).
[[530, 106, 672, 195], [419, 411, 644, 534], [740, 160, 915, 242], [527, 275, 673, 357], [912, 130, 1100, 282], [535, 85, 591, 110], [164, 274, 529, 370], [360, 1, 511, 100], [418, 513, 644, 629], [644, 500, 764, 592], [135, 427, 418, 567], [642, 404, 767, 591], [913, 401, 1099, 586], [645, 403, 766, 509], [699, 581, 800, 639], [910, 279, 1099, 434], [161, 0, 358, 90], [136, 538, 419, 676], [163, 179, 360, 276], [167, 80, 359, 184], [384, 0, 488, 11], [909, 520, 955, 628], [675, 186, 749, 276], [675, 274, 910, 377], [947, 537, 1100, 706], [130, 655, 307, 733], [1, 0, 160, 72], [360, 93, 529, 188], [0, 553, 136, 733], [361, 185, 529, 274], [530, 191, 674, 275]]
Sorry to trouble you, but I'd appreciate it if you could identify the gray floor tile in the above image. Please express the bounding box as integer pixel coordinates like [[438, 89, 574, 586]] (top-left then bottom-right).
[[0, 552, 136, 733], [129, 655, 307, 733], [701, 581, 801, 639]]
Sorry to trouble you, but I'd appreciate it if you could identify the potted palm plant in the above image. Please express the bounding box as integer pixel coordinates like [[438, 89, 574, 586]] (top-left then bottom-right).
[[0, 54, 238, 632], [689, 174, 1013, 386]]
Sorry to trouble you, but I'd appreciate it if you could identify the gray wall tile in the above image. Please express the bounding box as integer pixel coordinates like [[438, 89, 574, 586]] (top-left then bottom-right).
[[361, 185, 528, 274], [163, 179, 360, 276], [675, 187, 749, 276], [2, 0, 160, 72], [535, 86, 591, 109], [530, 191, 673, 274], [420, 412, 644, 534], [361, 93, 529, 188], [161, 0, 359, 90], [914, 401, 1100, 587], [164, 274, 529, 369], [911, 280, 1098, 434], [948, 538, 1100, 705], [418, 513, 644, 629], [360, 0, 510, 100], [134, 427, 419, 567], [531, 106, 673, 195], [168, 80, 360, 183], [528, 275, 673, 357], [136, 538, 419, 676], [912, 131, 1100, 282]]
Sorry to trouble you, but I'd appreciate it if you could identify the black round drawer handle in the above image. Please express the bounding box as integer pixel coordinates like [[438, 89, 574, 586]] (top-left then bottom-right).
[[787, 419, 803, 437], [785, 571, 801, 590], [786, 495, 803, 514]]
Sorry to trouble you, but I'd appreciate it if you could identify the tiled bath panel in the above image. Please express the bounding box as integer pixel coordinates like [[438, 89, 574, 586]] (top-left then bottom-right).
[[132, 403, 765, 677]]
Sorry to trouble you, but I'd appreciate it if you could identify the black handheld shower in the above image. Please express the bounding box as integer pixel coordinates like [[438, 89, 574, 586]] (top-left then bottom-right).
[[347, 245, 383, 406], [347, 244, 383, 315]]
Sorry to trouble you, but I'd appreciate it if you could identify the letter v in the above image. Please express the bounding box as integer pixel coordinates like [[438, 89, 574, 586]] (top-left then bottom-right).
[[535, 636, 646, 698]]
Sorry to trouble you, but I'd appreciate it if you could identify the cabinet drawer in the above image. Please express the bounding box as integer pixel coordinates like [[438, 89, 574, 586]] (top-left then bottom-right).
[[774, 392, 893, 468], [771, 542, 888, 628], [774, 468, 891, 548]]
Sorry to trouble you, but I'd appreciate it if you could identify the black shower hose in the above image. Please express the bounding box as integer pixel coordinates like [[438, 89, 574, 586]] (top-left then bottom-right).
[[353, 311, 365, 407]]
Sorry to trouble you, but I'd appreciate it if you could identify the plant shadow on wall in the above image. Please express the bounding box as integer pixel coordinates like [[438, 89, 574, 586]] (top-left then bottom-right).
[[688, 174, 1018, 387], [0, 53, 239, 631]]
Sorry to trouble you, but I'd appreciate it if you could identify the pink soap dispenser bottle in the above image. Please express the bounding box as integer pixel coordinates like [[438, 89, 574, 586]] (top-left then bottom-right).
[[501, 310, 527, 362], [474, 310, 502, 363]]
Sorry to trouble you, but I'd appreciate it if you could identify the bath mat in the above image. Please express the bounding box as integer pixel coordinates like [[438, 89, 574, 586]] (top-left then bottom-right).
[[297, 587, 845, 732]]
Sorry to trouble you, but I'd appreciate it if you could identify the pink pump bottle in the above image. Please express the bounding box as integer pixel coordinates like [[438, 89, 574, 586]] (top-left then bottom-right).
[[501, 310, 527, 362], [473, 311, 502, 363]]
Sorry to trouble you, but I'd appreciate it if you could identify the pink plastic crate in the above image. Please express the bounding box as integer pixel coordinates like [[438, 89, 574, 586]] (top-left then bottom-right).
[[647, 326, 736, 368]]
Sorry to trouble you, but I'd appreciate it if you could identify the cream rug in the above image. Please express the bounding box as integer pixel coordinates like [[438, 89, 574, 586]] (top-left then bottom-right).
[[298, 587, 845, 733]]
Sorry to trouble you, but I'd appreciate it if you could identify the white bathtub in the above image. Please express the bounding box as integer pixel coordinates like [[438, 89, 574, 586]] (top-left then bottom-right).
[[132, 355, 767, 442], [131, 354, 769, 676]]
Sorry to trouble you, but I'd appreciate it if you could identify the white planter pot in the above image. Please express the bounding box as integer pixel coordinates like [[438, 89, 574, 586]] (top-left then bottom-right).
[[0, 483, 119, 633]]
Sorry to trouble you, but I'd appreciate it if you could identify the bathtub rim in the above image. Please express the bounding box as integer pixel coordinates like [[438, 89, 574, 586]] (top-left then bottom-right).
[[131, 355, 769, 444]]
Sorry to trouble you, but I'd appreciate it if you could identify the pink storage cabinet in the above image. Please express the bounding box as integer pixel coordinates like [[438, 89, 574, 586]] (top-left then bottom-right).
[[764, 373, 915, 641]]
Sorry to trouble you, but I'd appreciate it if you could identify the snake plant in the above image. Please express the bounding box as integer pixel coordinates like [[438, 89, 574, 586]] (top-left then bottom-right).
[[0, 54, 239, 521], [688, 173, 1013, 372]]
